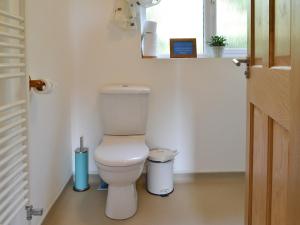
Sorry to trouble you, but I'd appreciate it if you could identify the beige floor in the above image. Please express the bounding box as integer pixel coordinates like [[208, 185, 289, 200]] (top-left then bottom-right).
[[43, 173, 245, 225]]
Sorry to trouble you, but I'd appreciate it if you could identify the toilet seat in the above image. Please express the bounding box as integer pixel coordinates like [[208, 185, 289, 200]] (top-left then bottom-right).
[[94, 135, 149, 167]]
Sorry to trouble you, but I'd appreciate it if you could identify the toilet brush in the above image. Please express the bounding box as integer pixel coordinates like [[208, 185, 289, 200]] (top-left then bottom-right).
[[73, 137, 90, 192]]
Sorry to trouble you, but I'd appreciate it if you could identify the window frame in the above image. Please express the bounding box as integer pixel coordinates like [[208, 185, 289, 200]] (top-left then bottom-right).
[[142, 0, 247, 58]]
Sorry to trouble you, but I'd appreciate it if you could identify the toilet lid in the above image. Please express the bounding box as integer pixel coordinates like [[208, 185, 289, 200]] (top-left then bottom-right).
[[94, 135, 149, 167]]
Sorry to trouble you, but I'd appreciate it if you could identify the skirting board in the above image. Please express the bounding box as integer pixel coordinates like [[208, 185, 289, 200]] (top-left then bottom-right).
[[138, 172, 245, 185], [89, 171, 245, 184], [38, 175, 72, 225], [175, 172, 245, 183]]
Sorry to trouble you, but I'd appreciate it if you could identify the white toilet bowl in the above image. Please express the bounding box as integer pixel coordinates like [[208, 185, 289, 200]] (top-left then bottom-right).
[[94, 135, 149, 219]]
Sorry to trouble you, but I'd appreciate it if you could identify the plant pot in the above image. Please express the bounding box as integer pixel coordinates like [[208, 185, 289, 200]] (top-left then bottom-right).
[[212, 46, 225, 58]]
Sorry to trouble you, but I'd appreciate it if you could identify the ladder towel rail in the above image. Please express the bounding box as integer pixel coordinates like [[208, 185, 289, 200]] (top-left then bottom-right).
[[0, 185, 28, 212], [0, 10, 24, 21], [0, 166, 27, 190], [0, 154, 27, 178], [0, 100, 26, 112], [0, 42, 25, 49], [0, 1, 31, 224], [0, 109, 26, 123], [0, 146, 27, 168], [0, 127, 27, 146], [0, 21, 25, 31], [0, 174, 28, 201], [2, 199, 29, 225], [0, 192, 28, 222], [0, 136, 27, 156], [0, 118, 27, 134], [0, 73, 26, 79], [0, 63, 25, 68], [0, 53, 25, 58], [0, 31, 25, 40]]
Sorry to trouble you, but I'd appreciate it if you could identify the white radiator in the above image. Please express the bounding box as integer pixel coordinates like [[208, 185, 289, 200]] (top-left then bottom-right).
[[0, 0, 29, 225]]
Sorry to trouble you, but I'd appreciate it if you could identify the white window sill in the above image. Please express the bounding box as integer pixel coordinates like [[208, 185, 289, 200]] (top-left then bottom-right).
[[142, 49, 247, 60], [142, 54, 247, 60]]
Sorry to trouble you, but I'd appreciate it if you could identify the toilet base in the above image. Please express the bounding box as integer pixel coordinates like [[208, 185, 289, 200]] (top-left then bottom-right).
[[106, 183, 137, 220]]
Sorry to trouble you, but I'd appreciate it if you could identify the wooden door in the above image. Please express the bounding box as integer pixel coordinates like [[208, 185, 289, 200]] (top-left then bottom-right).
[[246, 0, 300, 225]]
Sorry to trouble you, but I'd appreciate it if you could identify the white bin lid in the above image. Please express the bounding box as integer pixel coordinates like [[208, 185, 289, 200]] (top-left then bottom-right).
[[148, 149, 178, 163]]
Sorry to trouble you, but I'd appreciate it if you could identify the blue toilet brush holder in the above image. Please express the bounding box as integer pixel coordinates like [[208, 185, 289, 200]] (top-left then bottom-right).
[[73, 137, 90, 192]]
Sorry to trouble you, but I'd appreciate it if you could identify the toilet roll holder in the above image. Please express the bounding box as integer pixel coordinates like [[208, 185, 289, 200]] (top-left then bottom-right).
[[29, 76, 46, 91]]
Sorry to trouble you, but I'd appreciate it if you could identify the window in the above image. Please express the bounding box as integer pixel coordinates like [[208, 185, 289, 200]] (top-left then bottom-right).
[[146, 0, 204, 56], [145, 0, 247, 57], [216, 0, 247, 49]]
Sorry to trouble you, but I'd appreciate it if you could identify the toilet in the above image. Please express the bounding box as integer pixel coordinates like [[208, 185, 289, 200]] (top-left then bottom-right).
[[94, 85, 151, 220]]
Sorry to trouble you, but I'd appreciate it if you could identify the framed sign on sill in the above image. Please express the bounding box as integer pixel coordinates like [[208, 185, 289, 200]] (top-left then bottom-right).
[[170, 38, 197, 58]]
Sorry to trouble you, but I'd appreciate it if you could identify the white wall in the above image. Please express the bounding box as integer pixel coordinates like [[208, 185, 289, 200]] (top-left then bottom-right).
[[25, 0, 73, 224], [69, 0, 247, 174]]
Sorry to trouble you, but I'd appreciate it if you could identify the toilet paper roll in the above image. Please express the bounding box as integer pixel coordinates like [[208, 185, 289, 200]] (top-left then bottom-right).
[[143, 21, 157, 34], [33, 79, 54, 94], [142, 33, 157, 57]]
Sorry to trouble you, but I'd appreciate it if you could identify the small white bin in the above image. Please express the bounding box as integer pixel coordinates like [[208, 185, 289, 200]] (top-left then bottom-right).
[[147, 149, 178, 197]]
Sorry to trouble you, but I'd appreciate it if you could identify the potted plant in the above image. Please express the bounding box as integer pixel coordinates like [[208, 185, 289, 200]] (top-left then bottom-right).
[[208, 35, 227, 57]]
